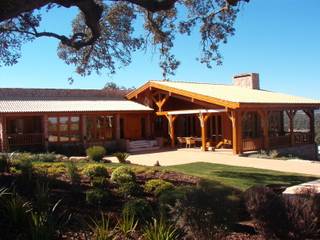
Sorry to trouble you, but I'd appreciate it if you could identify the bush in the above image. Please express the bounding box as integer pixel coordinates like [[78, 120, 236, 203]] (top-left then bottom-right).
[[245, 186, 320, 240], [0, 154, 10, 173], [33, 153, 56, 162], [169, 180, 240, 239], [82, 164, 109, 178], [66, 162, 80, 184], [244, 186, 290, 239], [144, 179, 174, 196], [86, 146, 106, 162], [91, 177, 109, 188], [86, 188, 111, 206], [122, 199, 153, 223], [143, 218, 180, 240], [113, 152, 130, 163], [118, 181, 142, 197], [111, 166, 136, 184], [11, 153, 33, 178]]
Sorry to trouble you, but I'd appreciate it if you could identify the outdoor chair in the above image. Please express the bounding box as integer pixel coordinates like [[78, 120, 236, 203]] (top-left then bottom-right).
[[177, 137, 186, 147], [185, 137, 196, 148]]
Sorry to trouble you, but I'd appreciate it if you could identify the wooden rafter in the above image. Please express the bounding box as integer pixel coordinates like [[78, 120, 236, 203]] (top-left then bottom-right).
[[151, 92, 169, 112]]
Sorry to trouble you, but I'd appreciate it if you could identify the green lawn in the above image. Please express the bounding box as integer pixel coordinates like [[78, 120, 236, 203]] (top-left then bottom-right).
[[166, 162, 317, 191]]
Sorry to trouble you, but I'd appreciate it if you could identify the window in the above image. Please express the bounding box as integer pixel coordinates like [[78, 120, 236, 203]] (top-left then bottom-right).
[[242, 112, 261, 139], [86, 115, 114, 141], [48, 116, 81, 143]]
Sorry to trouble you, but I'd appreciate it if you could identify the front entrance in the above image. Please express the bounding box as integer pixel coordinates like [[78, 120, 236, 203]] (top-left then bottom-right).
[[6, 116, 43, 151]]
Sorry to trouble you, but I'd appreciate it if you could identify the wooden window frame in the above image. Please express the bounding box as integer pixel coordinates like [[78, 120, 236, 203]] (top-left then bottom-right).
[[48, 115, 81, 143]]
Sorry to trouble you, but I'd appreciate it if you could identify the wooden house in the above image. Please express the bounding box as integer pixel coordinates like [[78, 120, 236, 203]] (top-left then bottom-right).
[[0, 73, 319, 158]]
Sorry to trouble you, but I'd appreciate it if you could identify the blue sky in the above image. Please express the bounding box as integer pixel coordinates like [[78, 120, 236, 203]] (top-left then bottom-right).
[[0, 0, 319, 99]]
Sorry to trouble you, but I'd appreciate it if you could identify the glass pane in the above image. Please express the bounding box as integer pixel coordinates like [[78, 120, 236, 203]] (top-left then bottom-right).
[[70, 134, 80, 142], [59, 117, 68, 132], [70, 123, 79, 131], [71, 116, 79, 123], [48, 117, 58, 124], [48, 135, 58, 142], [48, 125, 58, 132], [48, 117, 58, 132], [59, 134, 69, 142]]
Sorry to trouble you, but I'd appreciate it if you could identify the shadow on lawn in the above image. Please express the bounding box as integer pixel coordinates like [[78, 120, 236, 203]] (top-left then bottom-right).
[[214, 170, 317, 187]]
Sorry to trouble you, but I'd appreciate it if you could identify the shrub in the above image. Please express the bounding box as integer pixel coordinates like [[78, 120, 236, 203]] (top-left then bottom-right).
[[11, 153, 33, 178], [92, 177, 109, 189], [66, 162, 81, 184], [89, 213, 115, 240], [244, 186, 290, 239], [82, 164, 109, 179], [111, 166, 136, 184], [113, 152, 130, 163], [116, 212, 138, 238], [86, 188, 111, 206], [143, 218, 180, 240], [86, 146, 106, 162], [0, 154, 10, 173], [122, 199, 153, 223], [144, 179, 174, 196], [245, 186, 320, 240], [33, 153, 56, 162], [118, 181, 142, 197], [169, 180, 240, 239]]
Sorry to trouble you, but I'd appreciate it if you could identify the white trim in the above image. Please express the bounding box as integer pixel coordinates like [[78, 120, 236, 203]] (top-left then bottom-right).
[[167, 109, 226, 115]]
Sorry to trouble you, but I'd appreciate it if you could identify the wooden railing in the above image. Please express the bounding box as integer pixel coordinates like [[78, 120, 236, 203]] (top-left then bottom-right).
[[294, 132, 312, 145], [7, 133, 43, 146], [269, 135, 291, 148], [242, 138, 263, 151]]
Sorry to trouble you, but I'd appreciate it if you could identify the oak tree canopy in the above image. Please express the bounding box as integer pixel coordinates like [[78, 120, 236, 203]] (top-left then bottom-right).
[[0, 0, 248, 78]]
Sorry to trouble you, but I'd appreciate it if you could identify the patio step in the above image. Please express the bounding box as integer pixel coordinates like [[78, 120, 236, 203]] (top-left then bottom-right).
[[128, 140, 160, 153]]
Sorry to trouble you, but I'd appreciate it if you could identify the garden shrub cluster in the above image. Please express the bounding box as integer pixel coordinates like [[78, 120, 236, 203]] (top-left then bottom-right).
[[82, 164, 109, 179], [113, 152, 130, 163], [245, 186, 320, 240], [144, 179, 174, 196], [86, 146, 106, 162], [122, 199, 153, 223], [86, 188, 111, 206], [111, 166, 142, 197], [111, 166, 136, 184]]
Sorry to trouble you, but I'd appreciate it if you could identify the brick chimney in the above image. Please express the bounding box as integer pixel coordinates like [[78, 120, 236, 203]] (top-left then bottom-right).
[[233, 73, 260, 90]]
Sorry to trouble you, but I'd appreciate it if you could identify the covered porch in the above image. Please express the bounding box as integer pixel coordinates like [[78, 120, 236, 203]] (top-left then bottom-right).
[[127, 80, 319, 158]]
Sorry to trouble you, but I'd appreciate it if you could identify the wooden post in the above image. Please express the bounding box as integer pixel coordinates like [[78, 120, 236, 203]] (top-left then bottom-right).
[[227, 109, 242, 155], [198, 113, 209, 151], [166, 114, 177, 148], [258, 110, 270, 151], [286, 110, 297, 146], [303, 109, 315, 143], [114, 113, 121, 140], [43, 114, 49, 151], [82, 115, 87, 148], [1, 116, 8, 152]]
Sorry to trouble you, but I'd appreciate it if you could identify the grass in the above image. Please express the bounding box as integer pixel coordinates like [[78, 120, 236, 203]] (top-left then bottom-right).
[[32, 161, 318, 191], [166, 162, 317, 191]]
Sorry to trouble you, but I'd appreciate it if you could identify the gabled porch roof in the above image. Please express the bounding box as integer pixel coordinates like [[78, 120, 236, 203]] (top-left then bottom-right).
[[127, 80, 320, 109]]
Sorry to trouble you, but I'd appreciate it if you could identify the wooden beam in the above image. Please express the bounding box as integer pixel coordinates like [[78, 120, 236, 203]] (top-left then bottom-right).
[[258, 110, 270, 150], [227, 109, 242, 155], [286, 110, 297, 146], [198, 113, 209, 151], [303, 109, 315, 143], [166, 114, 177, 148], [151, 92, 169, 112]]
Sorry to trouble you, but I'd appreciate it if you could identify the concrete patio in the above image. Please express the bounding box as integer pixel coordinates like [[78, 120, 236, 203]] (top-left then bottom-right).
[[107, 148, 320, 176]]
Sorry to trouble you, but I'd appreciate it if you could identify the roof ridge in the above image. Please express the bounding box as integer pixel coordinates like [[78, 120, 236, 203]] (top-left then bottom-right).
[[149, 79, 231, 86]]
